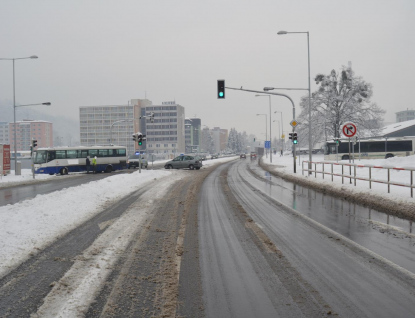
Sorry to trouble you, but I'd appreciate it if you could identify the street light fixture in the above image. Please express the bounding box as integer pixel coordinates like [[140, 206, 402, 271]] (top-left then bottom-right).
[[255, 94, 273, 163], [256, 113, 268, 158], [277, 30, 313, 173], [0, 55, 41, 175]]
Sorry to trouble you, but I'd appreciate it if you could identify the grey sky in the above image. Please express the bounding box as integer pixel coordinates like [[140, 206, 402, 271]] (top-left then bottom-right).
[[1, 0, 414, 140]]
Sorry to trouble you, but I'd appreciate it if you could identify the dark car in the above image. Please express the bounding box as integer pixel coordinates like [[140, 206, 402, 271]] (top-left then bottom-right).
[[240, 154, 246, 159], [127, 154, 148, 169], [211, 154, 218, 159], [164, 155, 202, 170]]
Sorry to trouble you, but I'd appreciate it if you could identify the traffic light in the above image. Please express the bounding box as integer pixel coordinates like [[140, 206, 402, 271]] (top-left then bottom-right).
[[217, 80, 225, 99], [132, 133, 138, 142], [335, 138, 341, 145], [293, 133, 298, 144], [138, 134, 146, 146], [32, 139, 38, 148], [289, 133, 293, 140]]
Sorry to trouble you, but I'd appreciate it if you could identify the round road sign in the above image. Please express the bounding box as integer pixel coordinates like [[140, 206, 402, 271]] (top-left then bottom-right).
[[342, 122, 357, 138]]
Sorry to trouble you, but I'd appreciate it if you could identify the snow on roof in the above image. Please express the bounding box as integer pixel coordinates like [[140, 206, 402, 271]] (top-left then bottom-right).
[[380, 119, 415, 136]]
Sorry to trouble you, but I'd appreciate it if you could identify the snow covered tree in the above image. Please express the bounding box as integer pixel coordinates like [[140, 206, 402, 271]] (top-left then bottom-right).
[[297, 64, 385, 146]]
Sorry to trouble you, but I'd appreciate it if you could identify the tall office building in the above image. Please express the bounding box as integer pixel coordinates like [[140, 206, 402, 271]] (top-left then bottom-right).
[[79, 99, 152, 155], [140, 101, 185, 157], [9, 120, 53, 151], [185, 118, 201, 153]]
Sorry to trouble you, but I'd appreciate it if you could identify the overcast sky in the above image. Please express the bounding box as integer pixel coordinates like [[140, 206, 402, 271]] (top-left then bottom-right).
[[1, 0, 414, 140]]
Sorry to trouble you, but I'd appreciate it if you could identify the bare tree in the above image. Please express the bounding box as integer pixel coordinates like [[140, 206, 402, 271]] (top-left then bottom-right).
[[297, 64, 385, 146]]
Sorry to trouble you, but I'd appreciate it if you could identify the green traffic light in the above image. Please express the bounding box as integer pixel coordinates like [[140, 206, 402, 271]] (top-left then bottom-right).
[[293, 140, 298, 144], [219, 92, 224, 97], [138, 141, 142, 146]]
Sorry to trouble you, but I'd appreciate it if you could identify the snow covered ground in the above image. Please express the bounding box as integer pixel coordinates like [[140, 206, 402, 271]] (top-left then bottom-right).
[[262, 152, 415, 203]]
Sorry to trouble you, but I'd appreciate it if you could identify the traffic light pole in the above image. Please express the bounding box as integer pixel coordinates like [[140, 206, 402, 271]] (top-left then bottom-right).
[[225, 86, 297, 173]]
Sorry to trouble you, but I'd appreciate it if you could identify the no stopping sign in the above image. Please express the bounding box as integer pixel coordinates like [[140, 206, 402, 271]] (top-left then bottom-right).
[[342, 122, 357, 138]]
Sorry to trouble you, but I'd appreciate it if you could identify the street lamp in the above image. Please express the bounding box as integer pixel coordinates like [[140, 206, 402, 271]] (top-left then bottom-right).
[[0, 55, 40, 175], [110, 119, 134, 145], [255, 94, 272, 163], [277, 30, 313, 172], [256, 113, 267, 158]]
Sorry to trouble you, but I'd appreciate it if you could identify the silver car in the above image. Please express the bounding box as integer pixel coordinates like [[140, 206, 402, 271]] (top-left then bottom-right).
[[164, 155, 202, 170]]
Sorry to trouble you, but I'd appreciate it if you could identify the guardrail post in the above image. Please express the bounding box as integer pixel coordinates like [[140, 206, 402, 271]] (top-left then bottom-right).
[[354, 165, 357, 186], [302, 161, 304, 176], [331, 163, 333, 182], [411, 170, 413, 198], [322, 163, 325, 180], [342, 165, 344, 184], [369, 167, 372, 189], [387, 168, 390, 193], [315, 163, 317, 178]]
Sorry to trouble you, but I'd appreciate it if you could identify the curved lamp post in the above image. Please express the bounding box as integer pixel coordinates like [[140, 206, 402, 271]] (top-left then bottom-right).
[[0, 55, 41, 174]]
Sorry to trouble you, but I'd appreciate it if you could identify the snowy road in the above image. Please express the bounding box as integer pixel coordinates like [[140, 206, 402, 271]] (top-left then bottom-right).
[[1, 156, 415, 317]]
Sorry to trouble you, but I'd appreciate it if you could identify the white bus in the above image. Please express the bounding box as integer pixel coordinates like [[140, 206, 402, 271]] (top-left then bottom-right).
[[34, 146, 128, 175], [324, 137, 415, 161]]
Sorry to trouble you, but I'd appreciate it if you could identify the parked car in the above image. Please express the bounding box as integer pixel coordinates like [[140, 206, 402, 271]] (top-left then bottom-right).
[[164, 155, 202, 170], [127, 154, 148, 169], [240, 153, 246, 159], [250, 152, 257, 158], [211, 154, 218, 159]]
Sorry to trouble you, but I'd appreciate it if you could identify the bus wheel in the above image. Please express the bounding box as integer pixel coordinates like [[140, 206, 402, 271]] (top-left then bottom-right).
[[105, 165, 112, 173], [341, 155, 349, 160], [385, 153, 394, 159], [61, 167, 68, 175]]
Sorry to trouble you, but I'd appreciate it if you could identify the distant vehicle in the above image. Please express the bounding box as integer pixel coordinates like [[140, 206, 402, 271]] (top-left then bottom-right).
[[127, 153, 148, 169], [164, 155, 202, 170], [324, 137, 415, 160], [250, 152, 257, 158], [34, 146, 127, 175], [240, 154, 246, 159], [211, 154, 218, 159]]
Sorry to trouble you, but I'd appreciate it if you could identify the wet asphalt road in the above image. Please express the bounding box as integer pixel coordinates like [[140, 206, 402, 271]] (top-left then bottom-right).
[[198, 158, 415, 317]]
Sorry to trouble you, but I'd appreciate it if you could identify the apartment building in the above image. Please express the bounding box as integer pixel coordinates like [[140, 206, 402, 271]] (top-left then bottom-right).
[[9, 120, 53, 151], [0, 122, 9, 145], [211, 127, 228, 154], [79, 99, 152, 155]]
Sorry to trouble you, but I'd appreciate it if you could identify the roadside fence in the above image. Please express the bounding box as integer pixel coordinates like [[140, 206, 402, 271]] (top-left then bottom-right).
[[302, 160, 415, 198]]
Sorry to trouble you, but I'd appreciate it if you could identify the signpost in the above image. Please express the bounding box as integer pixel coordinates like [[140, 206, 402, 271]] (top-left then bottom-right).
[[342, 122, 358, 182]]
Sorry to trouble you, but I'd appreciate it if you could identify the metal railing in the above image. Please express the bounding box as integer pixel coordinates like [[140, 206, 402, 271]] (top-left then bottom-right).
[[302, 160, 415, 198]]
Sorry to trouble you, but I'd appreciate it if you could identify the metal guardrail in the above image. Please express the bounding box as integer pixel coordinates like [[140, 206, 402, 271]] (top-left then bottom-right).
[[302, 160, 415, 198]]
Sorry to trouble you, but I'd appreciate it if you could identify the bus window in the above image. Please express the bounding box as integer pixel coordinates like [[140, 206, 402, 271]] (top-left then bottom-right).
[[56, 150, 66, 159], [99, 149, 109, 157], [47, 151, 56, 162], [67, 150, 77, 158], [89, 149, 98, 157], [34, 150, 48, 164], [117, 148, 126, 156], [78, 150, 88, 158]]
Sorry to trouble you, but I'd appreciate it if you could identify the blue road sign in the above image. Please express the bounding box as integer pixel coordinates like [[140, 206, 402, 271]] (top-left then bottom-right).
[[265, 141, 271, 149]]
